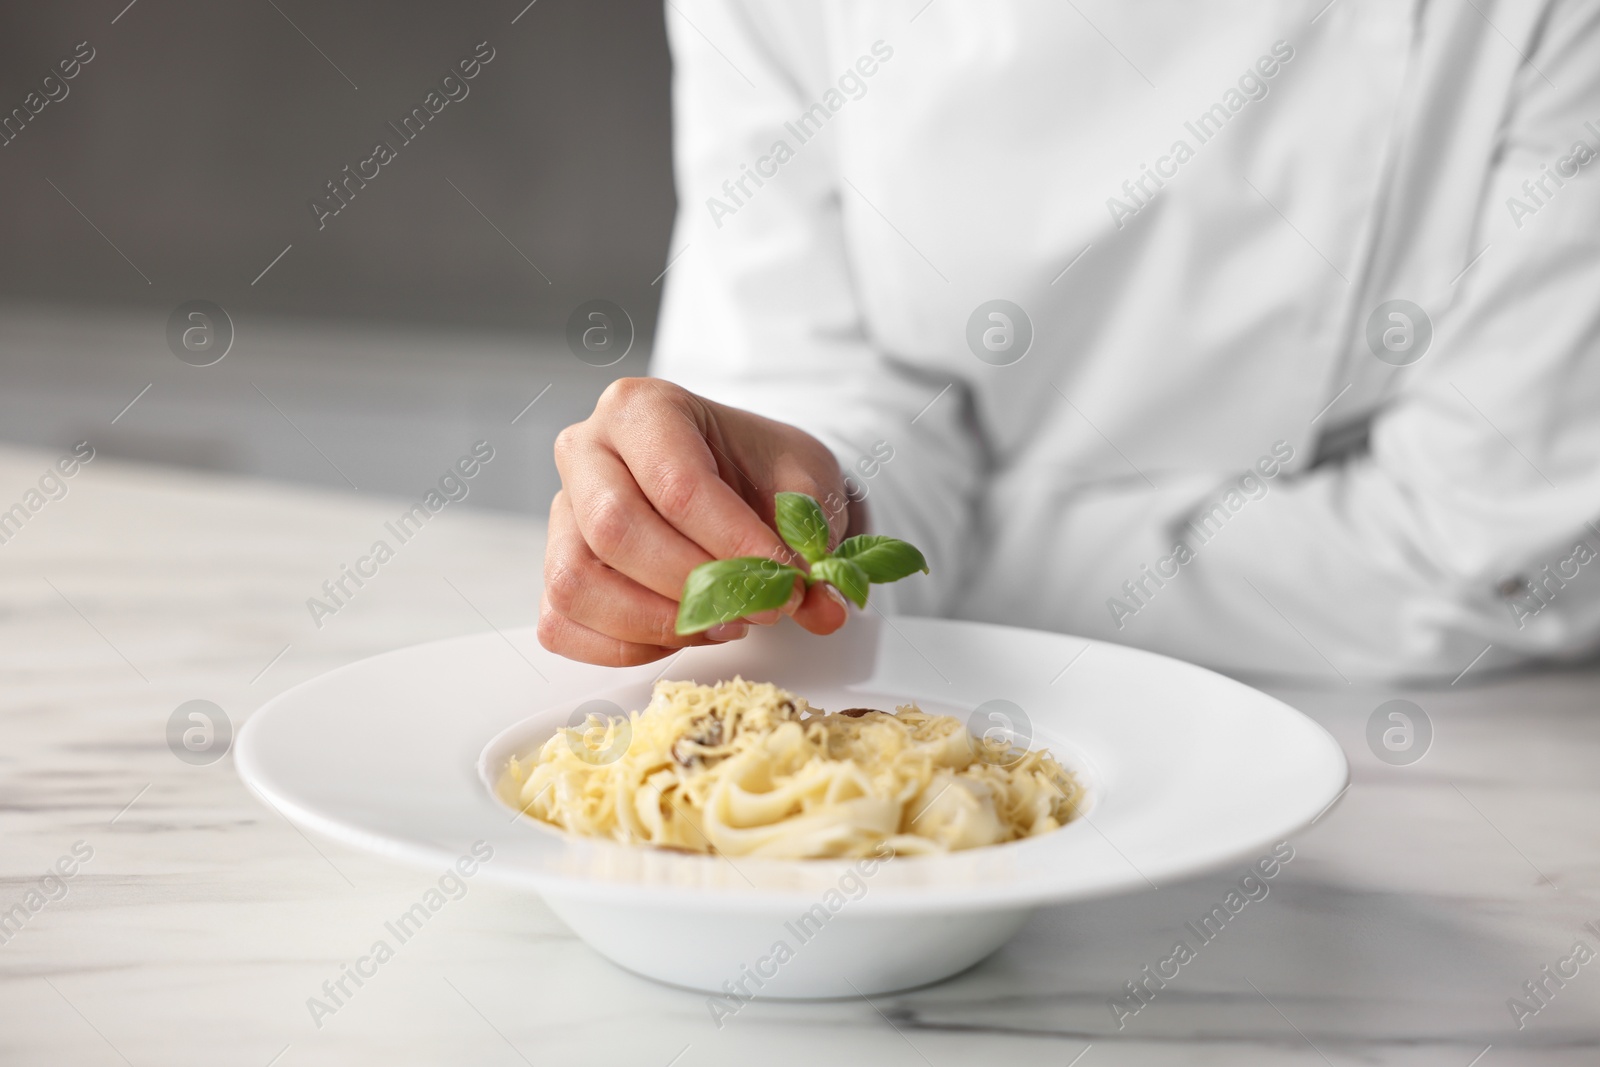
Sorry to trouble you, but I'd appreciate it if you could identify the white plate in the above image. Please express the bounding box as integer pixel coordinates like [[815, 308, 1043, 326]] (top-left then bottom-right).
[[236, 615, 1346, 998]]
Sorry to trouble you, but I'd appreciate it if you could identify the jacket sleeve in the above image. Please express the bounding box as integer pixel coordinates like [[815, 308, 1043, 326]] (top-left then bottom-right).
[[1005, 0, 1600, 682]]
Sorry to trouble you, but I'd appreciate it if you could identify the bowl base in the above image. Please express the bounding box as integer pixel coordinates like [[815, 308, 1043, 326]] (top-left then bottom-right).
[[543, 894, 1033, 1000]]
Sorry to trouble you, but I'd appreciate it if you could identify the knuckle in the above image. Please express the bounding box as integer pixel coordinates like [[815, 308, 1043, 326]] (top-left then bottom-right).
[[536, 605, 568, 655], [640, 608, 686, 649], [581, 488, 634, 560], [552, 423, 584, 464], [649, 465, 702, 526], [598, 377, 686, 423], [543, 555, 589, 616], [598, 376, 651, 411]]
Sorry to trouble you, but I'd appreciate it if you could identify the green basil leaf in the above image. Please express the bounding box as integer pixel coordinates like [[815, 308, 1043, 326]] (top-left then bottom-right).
[[834, 535, 929, 583], [809, 557, 870, 609], [774, 491, 831, 564], [675, 557, 802, 634]]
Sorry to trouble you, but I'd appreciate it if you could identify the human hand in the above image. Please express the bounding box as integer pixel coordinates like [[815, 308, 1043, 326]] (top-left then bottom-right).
[[540, 378, 855, 665]]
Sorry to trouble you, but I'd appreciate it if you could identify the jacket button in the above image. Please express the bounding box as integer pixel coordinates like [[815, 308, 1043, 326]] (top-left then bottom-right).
[[1496, 576, 1527, 598]]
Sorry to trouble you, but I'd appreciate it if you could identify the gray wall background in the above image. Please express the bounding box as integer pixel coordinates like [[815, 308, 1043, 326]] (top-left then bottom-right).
[[0, 0, 675, 329], [0, 0, 679, 511]]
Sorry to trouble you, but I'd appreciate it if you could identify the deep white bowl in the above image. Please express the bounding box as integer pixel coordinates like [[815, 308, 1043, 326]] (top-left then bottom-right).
[[236, 614, 1346, 998]]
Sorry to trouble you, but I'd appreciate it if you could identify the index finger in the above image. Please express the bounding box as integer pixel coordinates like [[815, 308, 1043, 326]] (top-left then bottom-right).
[[616, 403, 800, 568]]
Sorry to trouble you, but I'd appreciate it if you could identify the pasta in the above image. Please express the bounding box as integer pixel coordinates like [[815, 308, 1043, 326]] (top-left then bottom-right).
[[504, 677, 1085, 859]]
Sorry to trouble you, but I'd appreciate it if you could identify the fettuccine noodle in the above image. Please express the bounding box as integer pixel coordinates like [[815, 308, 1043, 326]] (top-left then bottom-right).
[[505, 678, 1084, 859]]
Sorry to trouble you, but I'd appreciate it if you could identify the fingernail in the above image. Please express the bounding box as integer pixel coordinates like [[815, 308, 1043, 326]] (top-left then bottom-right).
[[781, 584, 804, 615], [706, 622, 747, 643], [821, 584, 849, 612]]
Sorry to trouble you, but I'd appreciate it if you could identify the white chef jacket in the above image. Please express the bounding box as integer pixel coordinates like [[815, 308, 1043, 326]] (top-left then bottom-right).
[[651, 0, 1600, 683]]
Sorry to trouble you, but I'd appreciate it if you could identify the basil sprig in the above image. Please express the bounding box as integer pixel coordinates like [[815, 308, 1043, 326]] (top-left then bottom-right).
[[675, 491, 929, 634]]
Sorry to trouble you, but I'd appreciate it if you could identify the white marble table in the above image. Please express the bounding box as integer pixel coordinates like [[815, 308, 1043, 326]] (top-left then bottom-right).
[[2, 444, 1597, 1066]]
